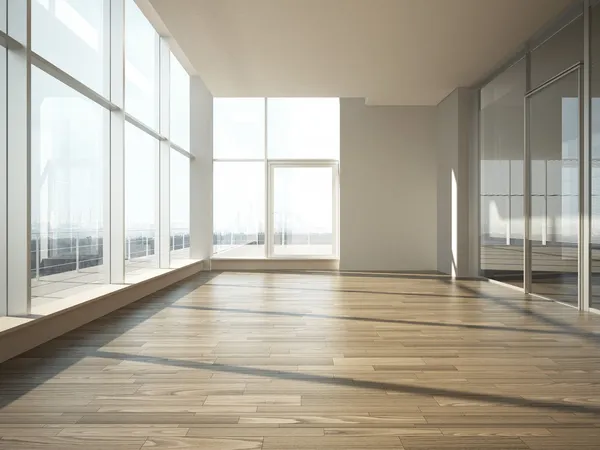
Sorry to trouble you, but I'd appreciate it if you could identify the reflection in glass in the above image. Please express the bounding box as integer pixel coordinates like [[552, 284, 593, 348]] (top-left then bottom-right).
[[528, 72, 579, 305], [213, 162, 264, 257], [30, 67, 107, 306], [170, 54, 190, 149], [590, 4, 600, 309], [267, 98, 340, 160], [125, 123, 158, 270], [125, 0, 158, 129], [479, 59, 526, 286], [273, 167, 334, 257], [32, 0, 108, 94], [530, 14, 583, 90], [213, 98, 265, 160], [170, 150, 190, 262]]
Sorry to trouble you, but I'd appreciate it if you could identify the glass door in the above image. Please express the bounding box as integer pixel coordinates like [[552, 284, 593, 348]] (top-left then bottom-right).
[[526, 68, 581, 306], [268, 162, 338, 258]]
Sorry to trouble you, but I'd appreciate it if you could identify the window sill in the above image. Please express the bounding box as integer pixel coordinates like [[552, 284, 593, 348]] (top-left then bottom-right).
[[0, 259, 203, 340]]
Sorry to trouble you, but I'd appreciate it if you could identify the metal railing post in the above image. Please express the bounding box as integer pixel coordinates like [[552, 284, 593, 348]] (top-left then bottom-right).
[[35, 235, 40, 281], [75, 233, 80, 272]]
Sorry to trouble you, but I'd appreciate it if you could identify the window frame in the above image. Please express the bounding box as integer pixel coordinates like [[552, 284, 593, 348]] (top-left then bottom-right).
[[0, 0, 194, 317], [267, 160, 339, 259], [212, 97, 340, 260]]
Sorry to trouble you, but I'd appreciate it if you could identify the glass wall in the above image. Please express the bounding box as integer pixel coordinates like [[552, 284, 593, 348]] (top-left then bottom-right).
[[124, 123, 158, 271], [528, 72, 580, 305], [30, 67, 107, 305], [480, 6, 592, 309], [213, 98, 340, 258], [1, 0, 194, 317], [213, 161, 265, 257], [592, 3, 600, 310], [170, 149, 190, 262], [272, 166, 335, 256], [170, 53, 190, 149], [480, 58, 526, 287], [125, 0, 158, 129], [267, 98, 340, 159], [32, 0, 108, 95]]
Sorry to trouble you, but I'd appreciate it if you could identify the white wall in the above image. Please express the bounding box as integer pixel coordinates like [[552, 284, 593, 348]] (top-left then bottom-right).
[[436, 88, 478, 277], [190, 76, 213, 261], [339, 99, 437, 272]]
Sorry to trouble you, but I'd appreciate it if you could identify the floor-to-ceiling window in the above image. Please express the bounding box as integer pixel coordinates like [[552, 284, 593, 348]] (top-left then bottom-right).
[[0, 0, 194, 318], [212, 97, 339, 259]]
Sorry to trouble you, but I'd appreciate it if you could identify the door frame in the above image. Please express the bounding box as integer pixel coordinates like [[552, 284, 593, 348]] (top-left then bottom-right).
[[266, 160, 339, 259], [523, 62, 586, 309]]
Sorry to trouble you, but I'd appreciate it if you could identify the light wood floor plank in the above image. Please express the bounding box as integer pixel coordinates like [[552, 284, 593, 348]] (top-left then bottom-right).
[[1, 271, 600, 448]]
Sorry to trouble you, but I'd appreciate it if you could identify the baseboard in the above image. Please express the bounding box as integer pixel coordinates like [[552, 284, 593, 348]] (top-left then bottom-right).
[[210, 258, 340, 271], [0, 261, 204, 364]]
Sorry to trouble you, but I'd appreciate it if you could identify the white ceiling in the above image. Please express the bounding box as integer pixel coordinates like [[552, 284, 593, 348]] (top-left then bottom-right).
[[148, 0, 576, 105]]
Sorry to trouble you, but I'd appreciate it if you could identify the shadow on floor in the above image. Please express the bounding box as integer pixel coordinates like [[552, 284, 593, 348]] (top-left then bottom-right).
[[0, 271, 222, 409], [168, 304, 600, 342], [92, 349, 600, 416]]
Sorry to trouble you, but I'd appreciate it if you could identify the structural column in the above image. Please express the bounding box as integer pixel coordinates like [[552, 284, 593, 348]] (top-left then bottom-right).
[[436, 87, 479, 278], [107, 0, 125, 284], [189, 76, 213, 262], [6, 0, 31, 314]]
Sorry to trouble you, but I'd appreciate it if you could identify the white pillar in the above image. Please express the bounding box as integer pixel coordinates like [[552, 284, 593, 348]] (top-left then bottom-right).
[[106, 0, 125, 284], [190, 76, 213, 262], [158, 38, 171, 268], [6, 0, 31, 315]]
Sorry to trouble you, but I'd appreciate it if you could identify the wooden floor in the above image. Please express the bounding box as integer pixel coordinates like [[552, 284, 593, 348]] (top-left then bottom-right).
[[1, 271, 600, 449]]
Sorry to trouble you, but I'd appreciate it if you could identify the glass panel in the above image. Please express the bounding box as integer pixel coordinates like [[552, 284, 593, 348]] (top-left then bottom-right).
[[479, 58, 526, 287], [528, 72, 579, 305], [125, 123, 158, 271], [125, 0, 158, 129], [267, 98, 340, 159], [0, 0, 6, 32], [32, 0, 108, 94], [272, 166, 334, 257], [170, 150, 190, 263], [213, 162, 264, 257], [0, 42, 6, 316], [30, 67, 107, 308], [590, 3, 600, 309], [213, 98, 265, 160], [170, 53, 190, 149], [530, 14, 583, 89]]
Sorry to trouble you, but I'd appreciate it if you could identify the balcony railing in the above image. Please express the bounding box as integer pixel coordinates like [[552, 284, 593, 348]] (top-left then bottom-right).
[[30, 229, 191, 280]]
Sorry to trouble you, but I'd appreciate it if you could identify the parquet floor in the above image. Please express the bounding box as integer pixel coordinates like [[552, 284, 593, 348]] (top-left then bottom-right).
[[1, 271, 600, 449]]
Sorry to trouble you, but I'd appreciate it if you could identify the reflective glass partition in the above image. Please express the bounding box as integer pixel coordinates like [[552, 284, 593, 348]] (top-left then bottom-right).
[[479, 7, 588, 309], [480, 59, 526, 287], [0, 0, 7, 316], [592, 3, 600, 310], [528, 71, 580, 305], [1, 0, 193, 317], [213, 98, 340, 258]]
